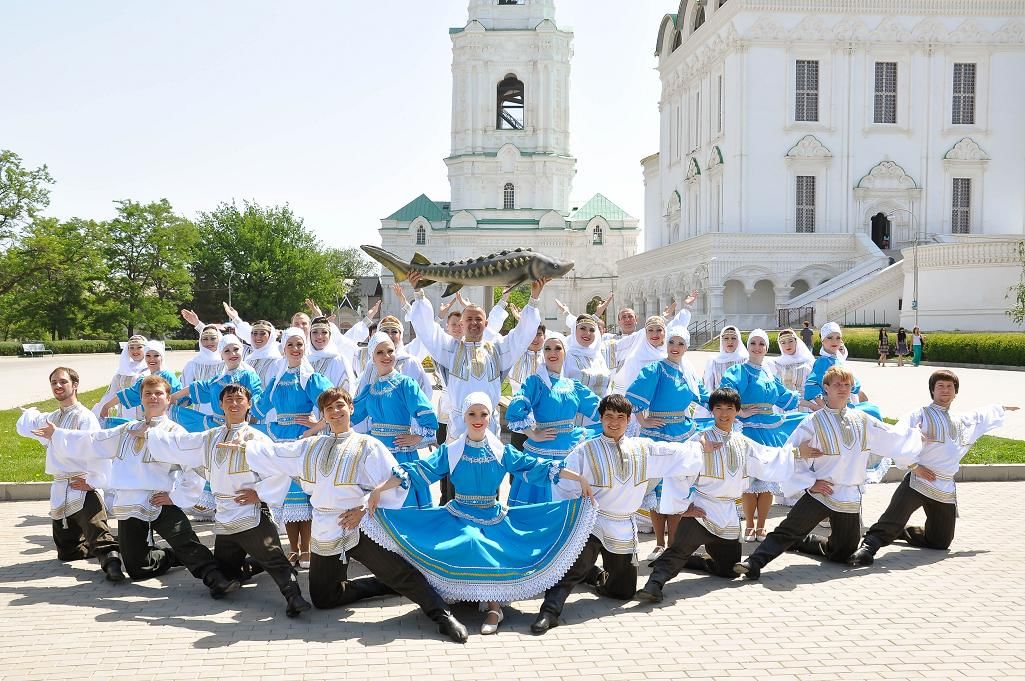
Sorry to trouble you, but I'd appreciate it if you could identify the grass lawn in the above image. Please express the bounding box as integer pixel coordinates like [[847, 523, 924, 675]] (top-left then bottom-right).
[[1, 387, 1022, 482], [0, 386, 107, 483]]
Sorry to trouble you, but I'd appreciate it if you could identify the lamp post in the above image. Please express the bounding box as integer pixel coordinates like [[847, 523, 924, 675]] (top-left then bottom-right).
[[886, 209, 922, 328]]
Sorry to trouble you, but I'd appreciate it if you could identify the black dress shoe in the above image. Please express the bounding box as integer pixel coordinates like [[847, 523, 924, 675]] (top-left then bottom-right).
[[733, 560, 760, 580], [847, 545, 877, 567], [284, 591, 312, 618], [102, 553, 126, 583], [433, 613, 469, 643], [206, 571, 241, 599], [634, 581, 663, 603], [530, 611, 559, 635]]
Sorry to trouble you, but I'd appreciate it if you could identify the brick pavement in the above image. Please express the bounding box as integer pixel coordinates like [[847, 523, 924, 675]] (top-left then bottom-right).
[[1, 482, 1024, 680]]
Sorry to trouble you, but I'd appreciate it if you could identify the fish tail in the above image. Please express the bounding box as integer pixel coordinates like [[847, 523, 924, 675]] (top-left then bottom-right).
[[360, 245, 410, 282]]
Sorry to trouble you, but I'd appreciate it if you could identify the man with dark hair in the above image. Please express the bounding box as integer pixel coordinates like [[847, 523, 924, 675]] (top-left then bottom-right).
[[635, 388, 822, 603], [529, 393, 716, 634], [849, 371, 1017, 565], [33, 375, 239, 596], [800, 321, 814, 348], [17, 367, 123, 581], [240, 387, 469, 643]]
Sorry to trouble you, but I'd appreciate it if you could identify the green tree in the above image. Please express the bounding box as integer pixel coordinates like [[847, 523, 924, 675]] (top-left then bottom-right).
[[98, 199, 199, 337], [190, 201, 373, 324], [0, 149, 53, 243], [1007, 240, 1025, 326]]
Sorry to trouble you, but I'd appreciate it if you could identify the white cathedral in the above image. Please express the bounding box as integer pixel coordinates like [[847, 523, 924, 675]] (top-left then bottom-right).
[[375, 0, 638, 325], [621, 0, 1025, 333]]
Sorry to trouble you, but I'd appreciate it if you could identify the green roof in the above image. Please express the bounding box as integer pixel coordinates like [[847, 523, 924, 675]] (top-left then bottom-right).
[[568, 193, 634, 222], [384, 194, 452, 222], [474, 219, 541, 226]]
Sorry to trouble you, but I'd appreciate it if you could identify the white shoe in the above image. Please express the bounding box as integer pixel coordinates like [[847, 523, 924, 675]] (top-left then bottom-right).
[[645, 546, 665, 561], [481, 608, 504, 635], [744, 528, 757, 542]]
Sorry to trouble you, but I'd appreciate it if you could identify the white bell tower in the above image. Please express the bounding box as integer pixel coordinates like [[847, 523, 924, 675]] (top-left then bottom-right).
[[447, 0, 576, 213]]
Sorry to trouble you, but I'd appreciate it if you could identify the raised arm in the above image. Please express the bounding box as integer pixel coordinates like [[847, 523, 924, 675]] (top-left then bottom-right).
[[407, 290, 456, 366], [495, 279, 546, 372]]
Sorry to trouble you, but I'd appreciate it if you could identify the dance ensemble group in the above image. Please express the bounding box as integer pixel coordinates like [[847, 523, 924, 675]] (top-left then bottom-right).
[[15, 273, 1016, 643]]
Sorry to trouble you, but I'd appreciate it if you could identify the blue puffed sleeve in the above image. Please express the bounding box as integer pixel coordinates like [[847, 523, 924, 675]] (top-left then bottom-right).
[[803, 356, 831, 400], [240, 369, 264, 403], [625, 362, 661, 412], [574, 380, 601, 423], [772, 376, 801, 411], [164, 371, 184, 394], [718, 362, 746, 396], [506, 374, 541, 432], [397, 444, 452, 491], [350, 382, 372, 428], [249, 376, 276, 420], [403, 376, 438, 431], [304, 372, 334, 406], [117, 376, 145, 408], [694, 377, 710, 407], [502, 444, 565, 486]]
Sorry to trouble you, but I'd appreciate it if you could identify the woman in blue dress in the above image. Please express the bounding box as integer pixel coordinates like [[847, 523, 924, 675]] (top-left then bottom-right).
[[625, 325, 709, 561], [804, 322, 882, 420], [251, 327, 334, 570], [362, 392, 597, 636], [505, 333, 600, 506], [167, 335, 263, 432], [720, 329, 817, 541], [96, 340, 182, 418], [351, 333, 439, 509]]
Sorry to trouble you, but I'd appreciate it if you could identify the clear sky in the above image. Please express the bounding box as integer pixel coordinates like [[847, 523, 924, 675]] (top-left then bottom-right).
[[4, 1, 668, 250]]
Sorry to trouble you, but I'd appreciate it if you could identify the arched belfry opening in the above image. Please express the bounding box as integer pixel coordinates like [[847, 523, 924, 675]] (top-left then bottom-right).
[[870, 212, 891, 250], [497, 74, 525, 130]]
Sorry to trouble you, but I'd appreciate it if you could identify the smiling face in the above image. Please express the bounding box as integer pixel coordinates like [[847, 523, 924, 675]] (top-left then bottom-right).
[[778, 333, 797, 356], [373, 340, 396, 375], [250, 328, 271, 349], [618, 308, 637, 334], [931, 379, 958, 408], [127, 343, 145, 362], [445, 313, 463, 339], [220, 390, 251, 425], [712, 401, 738, 430], [575, 323, 596, 346], [145, 350, 163, 372], [646, 325, 665, 348], [221, 343, 243, 369], [822, 331, 844, 354], [462, 307, 487, 342], [322, 396, 353, 431], [141, 382, 171, 419], [284, 335, 305, 366], [722, 330, 739, 353], [747, 336, 768, 361], [463, 404, 491, 439], [200, 333, 219, 351], [527, 328, 545, 352], [823, 376, 853, 407], [666, 336, 687, 362], [291, 313, 311, 336], [382, 326, 402, 346], [600, 408, 630, 440], [49, 370, 77, 404], [543, 340, 565, 372], [310, 327, 331, 351]]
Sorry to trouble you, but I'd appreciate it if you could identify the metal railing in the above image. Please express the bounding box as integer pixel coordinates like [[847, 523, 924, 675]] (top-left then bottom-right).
[[778, 306, 815, 329], [688, 318, 726, 347]]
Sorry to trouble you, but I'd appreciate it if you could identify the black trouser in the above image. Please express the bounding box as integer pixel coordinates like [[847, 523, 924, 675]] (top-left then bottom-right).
[[309, 534, 448, 616], [52, 490, 120, 565], [746, 494, 862, 568], [437, 423, 456, 505], [213, 505, 301, 598], [648, 517, 741, 585], [863, 474, 957, 550], [539, 535, 636, 616], [118, 505, 218, 581], [510, 431, 527, 452]]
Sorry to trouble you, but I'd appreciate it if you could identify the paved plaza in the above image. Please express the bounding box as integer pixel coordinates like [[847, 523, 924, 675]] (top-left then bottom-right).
[[1, 481, 1024, 680]]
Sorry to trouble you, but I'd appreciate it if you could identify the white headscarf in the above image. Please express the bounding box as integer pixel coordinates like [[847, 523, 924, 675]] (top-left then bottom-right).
[[819, 322, 849, 361], [447, 391, 505, 471], [308, 322, 341, 363], [537, 332, 567, 389], [268, 327, 315, 400], [773, 330, 815, 367], [117, 334, 148, 377], [614, 319, 670, 390], [666, 325, 700, 395], [218, 334, 255, 376], [247, 322, 283, 361], [144, 339, 166, 358], [194, 327, 223, 365], [712, 325, 749, 364], [566, 316, 601, 360], [356, 332, 402, 392]]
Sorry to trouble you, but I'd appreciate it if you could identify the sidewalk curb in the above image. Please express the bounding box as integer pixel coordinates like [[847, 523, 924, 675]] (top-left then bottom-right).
[[3, 465, 1025, 501]]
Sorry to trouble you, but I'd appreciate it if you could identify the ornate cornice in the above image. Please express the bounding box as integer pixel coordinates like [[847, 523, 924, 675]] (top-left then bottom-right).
[[786, 135, 832, 159], [856, 161, 918, 189], [944, 137, 991, 161]]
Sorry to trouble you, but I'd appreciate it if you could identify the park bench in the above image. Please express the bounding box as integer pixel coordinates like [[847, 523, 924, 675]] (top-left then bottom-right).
[[21, 342, 53, 357]]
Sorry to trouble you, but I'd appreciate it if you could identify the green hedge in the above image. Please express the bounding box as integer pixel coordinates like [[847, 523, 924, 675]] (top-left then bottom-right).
[[0, 339, 198, 356], [713, 330, 1025, 367]]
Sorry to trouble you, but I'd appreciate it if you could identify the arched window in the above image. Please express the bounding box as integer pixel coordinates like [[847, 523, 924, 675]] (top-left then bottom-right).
[[672, 31, 682, 51], [592, 225, 604, 245], [717, 0, 728, 7], [693, 6, 706, 31], [415, 224, 426, 245], [497, 74, 525, 130], [503, 183, 515, 209]]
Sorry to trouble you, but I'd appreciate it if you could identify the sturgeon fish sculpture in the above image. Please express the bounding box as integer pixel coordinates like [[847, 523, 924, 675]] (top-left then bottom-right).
[[361, 244, 574, 297]]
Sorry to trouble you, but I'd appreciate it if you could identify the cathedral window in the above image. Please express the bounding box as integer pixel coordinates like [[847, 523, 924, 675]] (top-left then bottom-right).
[[503, 183, 515, 209], [497, 74, 525, 130], [874, 62, 897, 124], [415, 224, 426, 245], [795, 176, 816, 233], [951, 178, 971, 234], [952, 63, 976, 125], [795, 60, 819, 122], [692, 6, 705, 32], [592, 225, 604, 245]]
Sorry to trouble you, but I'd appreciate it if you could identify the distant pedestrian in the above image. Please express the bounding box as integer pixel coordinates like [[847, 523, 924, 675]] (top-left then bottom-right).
[[912, 327, 926, 366], [800, 321, 814, 349], [895, 328, 909, 367], [877, 328, 890, 367]]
